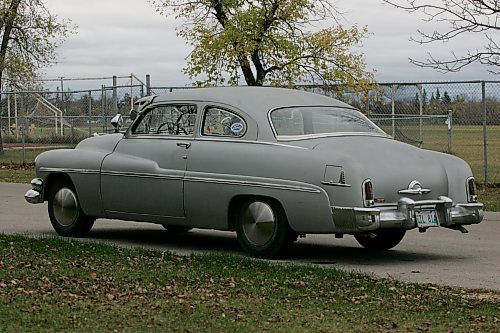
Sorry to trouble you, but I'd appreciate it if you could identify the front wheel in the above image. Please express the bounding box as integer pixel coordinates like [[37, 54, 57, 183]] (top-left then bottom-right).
[[354, 229, 406, 250], [48, 179, 95, 237], [235, 199, 294, 258]]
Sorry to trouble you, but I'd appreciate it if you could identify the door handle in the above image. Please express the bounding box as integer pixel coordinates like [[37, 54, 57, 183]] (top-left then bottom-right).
[[176, 142, 191, 149]]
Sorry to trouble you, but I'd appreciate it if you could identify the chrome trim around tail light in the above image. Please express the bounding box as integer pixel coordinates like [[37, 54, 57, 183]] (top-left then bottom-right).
[[466, 177, 478, 203], [362, 179, 374, 207]]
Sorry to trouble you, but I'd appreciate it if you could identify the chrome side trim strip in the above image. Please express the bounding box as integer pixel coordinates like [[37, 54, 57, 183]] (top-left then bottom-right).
[[101, 170, 183, 181], [321, 181, 352, 187], [39, 167, 99, 175], [184, 176, 321, 194], [105, 210, 185, 220], [41, 167, 320, 194]]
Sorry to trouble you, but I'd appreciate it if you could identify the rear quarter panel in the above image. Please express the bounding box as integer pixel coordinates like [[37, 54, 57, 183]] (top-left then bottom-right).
[[184, 139, 335, 233]]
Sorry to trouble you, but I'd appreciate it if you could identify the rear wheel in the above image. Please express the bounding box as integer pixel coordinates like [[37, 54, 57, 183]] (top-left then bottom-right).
[[354, 229, 406, 250], [235, 199, 294, 258], [48, 179, 94, 237]]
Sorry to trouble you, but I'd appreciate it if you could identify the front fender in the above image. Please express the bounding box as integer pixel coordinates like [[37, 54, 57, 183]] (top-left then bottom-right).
[[35, 149, 109, 217]]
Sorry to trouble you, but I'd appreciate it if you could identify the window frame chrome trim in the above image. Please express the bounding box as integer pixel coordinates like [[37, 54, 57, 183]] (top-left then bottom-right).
[[194, 137, 308, 150], [200, 105, 248, 138], [267, 105, 390, 141]]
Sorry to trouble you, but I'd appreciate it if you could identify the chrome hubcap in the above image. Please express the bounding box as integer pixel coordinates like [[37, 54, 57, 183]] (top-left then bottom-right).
[[241, 201, 276, 246], [53, 187, 78, 226]]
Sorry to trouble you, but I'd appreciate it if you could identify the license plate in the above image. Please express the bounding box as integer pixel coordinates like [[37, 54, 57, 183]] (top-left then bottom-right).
[[415, 210, 440, 228]]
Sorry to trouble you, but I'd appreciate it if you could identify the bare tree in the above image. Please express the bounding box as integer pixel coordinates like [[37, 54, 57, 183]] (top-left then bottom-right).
[[383, 0, 500, 73], [0, 0, 74, 155]]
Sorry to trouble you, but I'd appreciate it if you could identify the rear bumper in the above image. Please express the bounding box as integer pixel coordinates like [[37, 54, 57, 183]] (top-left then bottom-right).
[[24, 178, 44, 204], [331, 196, 484, 233]]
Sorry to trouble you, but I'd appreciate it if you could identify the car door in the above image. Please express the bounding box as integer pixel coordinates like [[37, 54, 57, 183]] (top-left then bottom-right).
[[100, 104, 197, 222]]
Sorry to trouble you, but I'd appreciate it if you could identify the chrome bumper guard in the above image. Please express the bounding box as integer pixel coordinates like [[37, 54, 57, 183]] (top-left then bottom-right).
[[331, 196, 484, 232], [24, 178, 44, 204]]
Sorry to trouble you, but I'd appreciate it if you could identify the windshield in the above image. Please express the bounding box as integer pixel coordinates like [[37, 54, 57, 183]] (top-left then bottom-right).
[[270, 106, 385, 137]]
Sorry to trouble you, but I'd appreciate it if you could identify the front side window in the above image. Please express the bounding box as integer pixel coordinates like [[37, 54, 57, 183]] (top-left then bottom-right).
[[202, 107, 247, 138], [270, 106, 385, 137], [132, 104, 197, 136]]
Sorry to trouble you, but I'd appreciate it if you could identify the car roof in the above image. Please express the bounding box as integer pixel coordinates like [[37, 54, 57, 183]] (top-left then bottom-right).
[[152, 86, 355, 141], [154, 86, 351, 110]]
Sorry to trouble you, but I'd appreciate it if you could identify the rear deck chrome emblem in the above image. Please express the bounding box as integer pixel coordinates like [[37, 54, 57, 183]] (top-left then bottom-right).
[[398, 180, 432, 195]]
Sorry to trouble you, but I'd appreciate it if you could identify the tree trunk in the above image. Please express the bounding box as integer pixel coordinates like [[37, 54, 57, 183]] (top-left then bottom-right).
[[0, 0, 23, 155], [0, 70, 4, 155]]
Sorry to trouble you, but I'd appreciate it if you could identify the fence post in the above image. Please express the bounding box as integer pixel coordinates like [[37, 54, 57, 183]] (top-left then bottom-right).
[[146, 74, 151, 96], [447, 110, 452, 154], [112, 75, 118, 114], [7, 92, 11, 132], [14, 91, 19, 140], [21, 116, 26, 165], [481, 81, 488, 184], [88, 90, 92, 137], [417, 84, 423, 148], [391, 84, 397, 138], [60, 77, 65, 136], [101, 85, 105, 133], [71, 118, 75, 145]]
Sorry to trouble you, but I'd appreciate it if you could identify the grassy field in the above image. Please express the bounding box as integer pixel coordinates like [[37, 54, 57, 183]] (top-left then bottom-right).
[[0, 234, 498, 333], [401, 124, 500, 184], [377, 123, 500, 184], [3, 124, 500, 182], [1, 145, 499, 211]]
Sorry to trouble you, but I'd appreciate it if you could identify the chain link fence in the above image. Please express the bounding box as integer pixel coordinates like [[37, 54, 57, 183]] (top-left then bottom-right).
[[297, 81, 500, 184], [1, 79, 499, 184]]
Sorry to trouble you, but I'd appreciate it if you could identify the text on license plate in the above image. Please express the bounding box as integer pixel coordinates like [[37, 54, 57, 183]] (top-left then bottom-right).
[[415, 210, 440, 228]]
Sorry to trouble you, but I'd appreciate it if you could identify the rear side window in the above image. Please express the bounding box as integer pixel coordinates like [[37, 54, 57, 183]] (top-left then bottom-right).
[[202, 107, 247, 138], [270, 106, 385, 137]]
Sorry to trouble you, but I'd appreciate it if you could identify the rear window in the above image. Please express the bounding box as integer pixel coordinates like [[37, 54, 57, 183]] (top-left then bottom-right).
[[270, 106, 385, 137]]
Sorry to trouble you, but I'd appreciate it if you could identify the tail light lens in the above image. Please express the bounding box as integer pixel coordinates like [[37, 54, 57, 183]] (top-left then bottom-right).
[[467, 177, 478, 203], [362, 179, 374, 207]]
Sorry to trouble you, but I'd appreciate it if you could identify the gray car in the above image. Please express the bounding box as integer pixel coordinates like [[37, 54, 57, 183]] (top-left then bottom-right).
[[25, 87, 484, 258]]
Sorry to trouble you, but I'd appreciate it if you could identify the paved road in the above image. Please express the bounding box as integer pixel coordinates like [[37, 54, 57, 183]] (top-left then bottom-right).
[[1, 182, 499, 291]]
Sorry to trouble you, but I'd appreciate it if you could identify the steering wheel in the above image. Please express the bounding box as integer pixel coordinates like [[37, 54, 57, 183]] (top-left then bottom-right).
[[156, 122, 175, 134]]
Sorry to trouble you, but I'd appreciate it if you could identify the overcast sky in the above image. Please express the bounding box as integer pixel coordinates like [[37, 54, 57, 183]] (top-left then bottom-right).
[[41, 0, 498, 88]]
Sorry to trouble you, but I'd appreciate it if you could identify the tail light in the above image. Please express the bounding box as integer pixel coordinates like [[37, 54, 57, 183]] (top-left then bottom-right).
[[362, 179, 374, 207], [467, 177, 478, 203]]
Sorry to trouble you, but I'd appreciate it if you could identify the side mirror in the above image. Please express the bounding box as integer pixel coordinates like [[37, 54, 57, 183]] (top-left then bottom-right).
[[129, 109, 138, 120], [110, 114, 124, 133]]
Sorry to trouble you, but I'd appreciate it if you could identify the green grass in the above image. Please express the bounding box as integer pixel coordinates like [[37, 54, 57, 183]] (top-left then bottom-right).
[[0, 234, 498, 333], [375, 123, 500, 184], [392, 124, 500, 184], [4, 124, 500, 182], [0, 165, 35, 183], [0, 146, 68, 165], [0, 147, 499, 211], [478, 185, 500, 212]]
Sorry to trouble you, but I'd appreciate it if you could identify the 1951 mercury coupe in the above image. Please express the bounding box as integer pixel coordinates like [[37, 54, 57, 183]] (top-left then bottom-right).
[[25, 87, 484, 258]]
